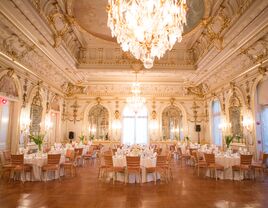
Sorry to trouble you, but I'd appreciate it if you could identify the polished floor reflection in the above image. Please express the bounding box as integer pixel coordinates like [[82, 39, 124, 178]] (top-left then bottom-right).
[[0, 161, 267, 208]]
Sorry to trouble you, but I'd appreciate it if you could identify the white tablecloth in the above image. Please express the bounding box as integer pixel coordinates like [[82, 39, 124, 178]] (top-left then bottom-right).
[[24, 154, 65, 181], [205, 155, 243, 180]]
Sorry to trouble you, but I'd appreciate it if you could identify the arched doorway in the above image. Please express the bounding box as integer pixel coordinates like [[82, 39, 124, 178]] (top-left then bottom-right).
[[122, 105, 148, 145]]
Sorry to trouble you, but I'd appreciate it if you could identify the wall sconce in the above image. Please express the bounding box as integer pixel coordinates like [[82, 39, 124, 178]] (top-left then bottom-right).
[[218, 114, 231, 132], [45, 113, 53, 130], [20, 108, 31, 133], [112, 110, 121, 130], [150, 110, 158, 130], [242, 108, 253, 131]]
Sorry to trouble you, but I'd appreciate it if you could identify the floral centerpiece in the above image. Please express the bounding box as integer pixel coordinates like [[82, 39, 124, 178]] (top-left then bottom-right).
[[89, 135, 95, 141], [225, 135, 233, 149], [29, 134, 44, 152], [79, 135, 85, 144]]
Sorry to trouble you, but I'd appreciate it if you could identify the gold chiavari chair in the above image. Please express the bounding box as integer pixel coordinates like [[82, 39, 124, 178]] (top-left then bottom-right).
[[126, 156, 141, 184], [204, 153, 224, 181], [10, 154, 32, 183], [103, 155, 125, 184], [42, 154, 61, 181], [62, 150, 77, 177], [232, 154, 253, 181], [192, 151, 207, 176], [252, 153, 268, 180]]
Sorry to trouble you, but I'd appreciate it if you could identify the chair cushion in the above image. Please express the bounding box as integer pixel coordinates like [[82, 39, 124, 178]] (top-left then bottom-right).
[[145, 167, 156, 173], [208, 163, 224, 170], [113, 166, 125, 172], [251, 162, 263, 168], [232, 164, 251, 170], [42, 164, 59, 171]]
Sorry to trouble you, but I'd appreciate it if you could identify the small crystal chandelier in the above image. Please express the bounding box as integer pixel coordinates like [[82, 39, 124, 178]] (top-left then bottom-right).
[[107, 0, 188, 69], [127, 72, 146, 114]]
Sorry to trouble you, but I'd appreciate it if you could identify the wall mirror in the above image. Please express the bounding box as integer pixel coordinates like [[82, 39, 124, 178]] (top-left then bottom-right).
[[229, 94, 243, 143], [30, 90, 43, 134], [162, 105, 183, 141], [88, 104, 109, 140]]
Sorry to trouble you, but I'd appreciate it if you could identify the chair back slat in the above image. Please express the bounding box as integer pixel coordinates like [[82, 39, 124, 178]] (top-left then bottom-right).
[[66, 149, 75, 161], [156, 155, 167, 167], [169, 145, 175, 152], [177, 147, 183, 156], [126, 156, 140, 168], [192, 151, 198, 161], [104, 155, 113, 168], [74, 148, 83, 156], [47, 154, 61, 164], [262, 153, 268, 165], [3, 150, 11, 163], [240, 154, 253, 165], [189, 148, 198, 156], [11, 154, 24, 165], [111, 149, 117, 155], [204, 153, 215, 165]]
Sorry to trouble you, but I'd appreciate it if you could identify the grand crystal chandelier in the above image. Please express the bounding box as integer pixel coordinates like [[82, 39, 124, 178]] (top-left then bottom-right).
[[126, 73, 146, 114], [107, 0, 188, 69]]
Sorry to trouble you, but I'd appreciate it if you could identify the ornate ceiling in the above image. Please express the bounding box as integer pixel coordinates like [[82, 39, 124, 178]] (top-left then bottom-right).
[[0, 0, 267, 97]]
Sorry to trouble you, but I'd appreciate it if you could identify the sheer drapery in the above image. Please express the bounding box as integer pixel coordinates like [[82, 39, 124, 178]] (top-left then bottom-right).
[[261, 107, 268, 152], [122, 105, 148, 145], [0, 101, 10, 149], [212, 100, 222, 146]]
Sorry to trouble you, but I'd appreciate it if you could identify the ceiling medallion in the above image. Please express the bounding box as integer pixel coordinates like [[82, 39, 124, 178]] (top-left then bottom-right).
[[107, 0, 188, 69]]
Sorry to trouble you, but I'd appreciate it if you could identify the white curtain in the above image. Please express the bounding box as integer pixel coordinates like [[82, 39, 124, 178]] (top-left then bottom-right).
[[122, 105, 148, 145], [0, 101, 10, 150], [211, 100, 222, 146], [261, 107, 268, 152]]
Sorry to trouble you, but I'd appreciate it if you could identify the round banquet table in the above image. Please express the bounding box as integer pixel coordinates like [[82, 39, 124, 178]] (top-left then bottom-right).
[[24, 153, 65, 181], [205, 155, 243, 180], [108, 156, 160, 183]]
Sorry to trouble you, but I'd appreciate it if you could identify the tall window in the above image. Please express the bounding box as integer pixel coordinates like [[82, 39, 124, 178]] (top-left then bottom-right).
[[211, 100, 222, 145], [261, 106, 268, 152], [0, 100, 10, 149], [122, 105, 148, 145]]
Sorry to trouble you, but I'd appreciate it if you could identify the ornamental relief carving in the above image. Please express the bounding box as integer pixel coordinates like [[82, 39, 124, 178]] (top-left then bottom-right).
[[0, 13, 68, 89], [29, 0, 82, 59], [78, 47, 195, 69], [192, 0, 254, 61], [240, 34, 268, 64], [84, 84, 186, 97]]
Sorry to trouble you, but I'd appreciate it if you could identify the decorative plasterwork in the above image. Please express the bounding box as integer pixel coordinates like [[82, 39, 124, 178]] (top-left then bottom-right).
[[0, 12, 70, 90], [61, 82, 87, 97], [185, 83, 209, 98], [29, 0, 83, 59], [205, 31, 268, 89], [84, 84, 188, 98], [192, 0, 254, 62], [78, 47, 196, 71]]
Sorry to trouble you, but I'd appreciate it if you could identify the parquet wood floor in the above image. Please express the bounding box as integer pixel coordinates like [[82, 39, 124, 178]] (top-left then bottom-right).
[[0, 161, 268, 208]]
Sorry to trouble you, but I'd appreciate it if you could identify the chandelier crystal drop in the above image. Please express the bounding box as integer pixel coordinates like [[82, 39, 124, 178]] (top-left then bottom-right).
[[107, 0, 188, 69], [127, 81, 146, 114]]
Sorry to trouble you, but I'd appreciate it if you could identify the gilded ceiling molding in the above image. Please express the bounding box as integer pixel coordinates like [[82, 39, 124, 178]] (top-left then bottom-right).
[[0, 12, 70, 89], [192, 0, 254, 62], [29, 0, 83, 59]]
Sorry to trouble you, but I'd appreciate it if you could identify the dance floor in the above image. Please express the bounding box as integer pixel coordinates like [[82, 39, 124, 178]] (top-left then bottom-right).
[[0, 161, 268, 208]]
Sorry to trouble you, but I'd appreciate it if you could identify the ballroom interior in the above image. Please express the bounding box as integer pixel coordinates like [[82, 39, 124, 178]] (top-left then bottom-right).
[[0, 0, 268, 207]]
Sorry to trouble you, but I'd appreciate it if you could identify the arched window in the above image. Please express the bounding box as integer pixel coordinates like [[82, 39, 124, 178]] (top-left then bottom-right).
[[122, 105, 148, 145], [211, 100, 222, 145]]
